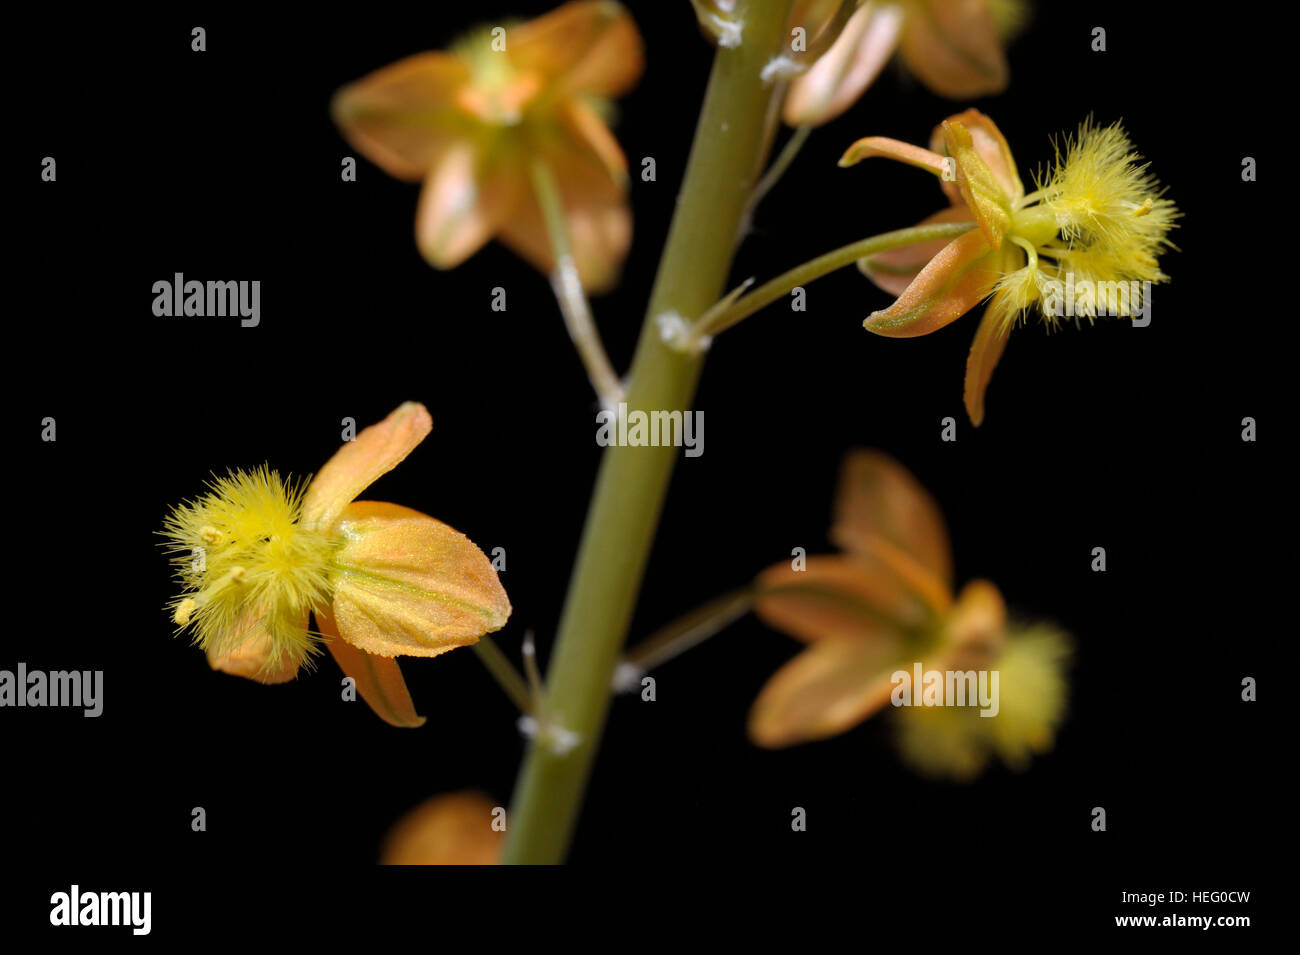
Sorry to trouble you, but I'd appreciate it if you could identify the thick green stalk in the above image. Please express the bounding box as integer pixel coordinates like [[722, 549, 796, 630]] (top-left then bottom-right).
[[503, 0, 794, 864]]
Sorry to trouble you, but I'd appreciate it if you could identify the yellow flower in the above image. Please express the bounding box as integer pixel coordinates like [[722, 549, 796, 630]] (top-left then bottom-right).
[[380, 791, 503, 865], [747, 450, 1070, 780], [840, 109, 1178, 424], [162, 403, 511, 727], [784, 0, 1025, 127], [331, 1, 643, 292]]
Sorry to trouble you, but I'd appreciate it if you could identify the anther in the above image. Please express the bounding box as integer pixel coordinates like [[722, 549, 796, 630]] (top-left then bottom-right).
[[173, 597, 197, 626], [1133, 198, 1154, 217], [199, 525, 223, 546]]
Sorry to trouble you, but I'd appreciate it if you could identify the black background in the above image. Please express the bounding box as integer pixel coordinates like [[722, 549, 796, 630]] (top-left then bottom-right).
[[8, 0, 1280, 934]]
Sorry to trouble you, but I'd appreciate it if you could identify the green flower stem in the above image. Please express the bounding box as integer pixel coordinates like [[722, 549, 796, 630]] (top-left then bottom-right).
[[621, 586, 757, 674], [620, 580, 925, 677], [688, 220, 976, 344], [472, 637, 533, 716], [749, 124, 810, 214], [529, 159, 626, 408], [503, 0, 795, 864]]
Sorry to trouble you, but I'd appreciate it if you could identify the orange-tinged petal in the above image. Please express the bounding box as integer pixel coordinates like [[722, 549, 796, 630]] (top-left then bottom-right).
[[302, 402, 432, 533], [414, 141, 523, 271], [839, 135, 949, 175], [831, 450, 954, 594], [508, 1, 644, 99], [748, 633, 904, 748], [755, 554, 935, 644], [963, 298, 1012, 426], [783, 1, 905, 127], [940, 119, 1011, 247], [930, 108, 1022, 206], [864, 229, 997, 337], [331, 52, 472, 182], [858, 206, 975, 297], [561, 98, 628, 186], [897, 0, 1009, 100], [319, 608, 425, 728], [941, 579, 1006, 661], [498, 130, 631, 293], [330, 501, 511, 658], [204, 610, 302, 685], [381, 792, 503, 865]]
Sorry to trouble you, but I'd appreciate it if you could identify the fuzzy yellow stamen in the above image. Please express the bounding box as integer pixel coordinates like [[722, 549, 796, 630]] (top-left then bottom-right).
[[161, 466, 341, 675]]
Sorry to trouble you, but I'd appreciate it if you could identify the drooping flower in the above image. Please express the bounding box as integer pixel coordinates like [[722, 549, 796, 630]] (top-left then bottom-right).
[[331, 1, 643, 292], [748, 450, 1069, 779], [380, 791, 504, 865], [162, 403, 511, 727], [840, 109, 1178, 424], [784, 0, 1026, 127]]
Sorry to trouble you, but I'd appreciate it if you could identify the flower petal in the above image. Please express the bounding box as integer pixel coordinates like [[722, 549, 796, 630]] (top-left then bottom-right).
[[330, 501, 511, 658], [331, 52, 471, 182], [939, 118, 1011, 247], [302, 402, 433, 533], [204, 609, 302, 685], [755, 554, 936, 645], [930, 108, 1023, 206], [858, 206, 975, 297], [414, 141, 523, 271], [831, 450, 954, 595], [380, 792, 503, 865], [941, 579, 1007, 661], [783, 1, 905, 127], [839, 135, 949, 175], [319, 608, 425, 728], [897, 0, 1009, 100], [963, 299, 1013, 426], [497, 125, 632, 293], [508, 1, 644, 99], [864, 229, 996, 337], [748, 633, 904, 748]]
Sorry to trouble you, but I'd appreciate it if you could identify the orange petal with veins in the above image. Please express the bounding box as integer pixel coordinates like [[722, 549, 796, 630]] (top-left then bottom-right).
[[939, 119, 1011, 247], [858, 206, 975, 296], [302, 402, 432, 533], [839, 135, 950, 175], [963, 298, 1013, 426], [330, 502, 511, 658], [864, 229, 996, 337], [831, 450, 953, 594], [330, 52, 471, 182], [931, 108, 1023, 207], [748, 633, 904, 748], [755, 553, 939, 645], [319, 608, 425, 728]]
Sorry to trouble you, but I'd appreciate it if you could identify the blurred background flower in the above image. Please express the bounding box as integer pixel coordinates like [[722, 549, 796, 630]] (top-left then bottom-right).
[[746, 450, 1070, 779], [784, 0, 1026, 127], [332, 1, 643, 292], [380, 791, 504, 864]]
